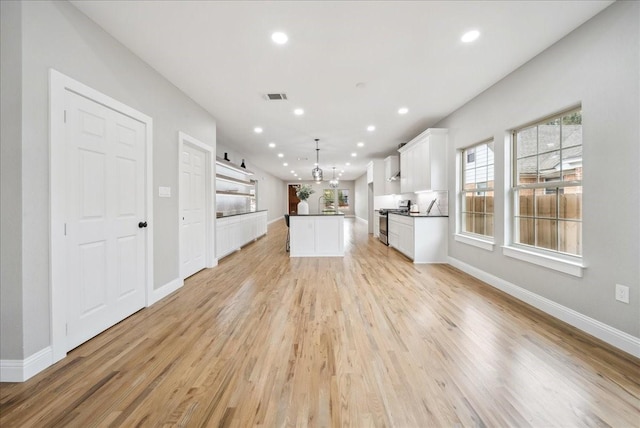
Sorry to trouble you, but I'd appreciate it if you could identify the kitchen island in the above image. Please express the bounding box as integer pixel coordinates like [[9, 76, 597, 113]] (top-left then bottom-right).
[[289, 213, 345, 257]]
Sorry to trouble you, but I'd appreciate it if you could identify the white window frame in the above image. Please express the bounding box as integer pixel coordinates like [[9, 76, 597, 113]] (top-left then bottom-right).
[[456, 139, 495, 251], [503, 107, 585, 277]]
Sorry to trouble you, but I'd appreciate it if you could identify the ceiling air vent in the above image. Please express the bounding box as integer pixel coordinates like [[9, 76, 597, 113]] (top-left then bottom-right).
[[264, 93, 288, 101]]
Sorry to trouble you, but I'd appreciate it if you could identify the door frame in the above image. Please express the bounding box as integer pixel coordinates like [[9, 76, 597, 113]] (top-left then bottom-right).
[[49, 69, 154, 363], [178, 131, 215, 279]]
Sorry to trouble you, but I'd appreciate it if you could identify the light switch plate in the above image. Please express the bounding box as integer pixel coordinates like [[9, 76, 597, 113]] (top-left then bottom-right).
[[159, 186, 171, 198]]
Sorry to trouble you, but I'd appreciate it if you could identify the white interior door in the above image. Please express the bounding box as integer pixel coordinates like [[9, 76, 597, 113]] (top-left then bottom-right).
[[65, 90, 147, 351], [180, 144, 206, 278]]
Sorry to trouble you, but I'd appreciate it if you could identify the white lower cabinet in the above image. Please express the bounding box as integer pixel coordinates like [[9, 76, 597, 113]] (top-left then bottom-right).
[[373, 212, 381, 237], [216, 211, 268, 259], [388, 214, 447, 263]]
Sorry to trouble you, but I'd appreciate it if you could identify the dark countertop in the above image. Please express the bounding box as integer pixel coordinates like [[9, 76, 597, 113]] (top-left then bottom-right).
[[389, 212, 448, 218], [216, 209, 267, 219], [290, 212, 345, 216]]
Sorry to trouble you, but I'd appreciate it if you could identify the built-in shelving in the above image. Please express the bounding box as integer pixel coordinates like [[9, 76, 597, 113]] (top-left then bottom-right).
[[215, 156, 256, 216], [215, 157, 254, 176], [216, 173, 253, 186], [216, 190, 254, 197]]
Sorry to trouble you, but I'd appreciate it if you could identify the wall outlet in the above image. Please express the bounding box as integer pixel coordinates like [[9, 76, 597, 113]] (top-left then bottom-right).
[[615, 284, 630, 304]]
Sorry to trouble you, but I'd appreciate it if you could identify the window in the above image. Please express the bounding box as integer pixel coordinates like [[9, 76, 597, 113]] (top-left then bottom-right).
[[322, 189, 349, 213], [461, 140, 494, 239], [512, 108, 582, 257]]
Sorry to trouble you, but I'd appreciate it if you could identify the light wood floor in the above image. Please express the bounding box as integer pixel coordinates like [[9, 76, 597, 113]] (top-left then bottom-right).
[[1, 218, 639, 427]]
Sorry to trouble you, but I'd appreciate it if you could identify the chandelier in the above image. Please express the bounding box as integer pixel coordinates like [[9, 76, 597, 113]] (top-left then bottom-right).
[[329, 167, 339, 188], [311, 139, 323, 183]]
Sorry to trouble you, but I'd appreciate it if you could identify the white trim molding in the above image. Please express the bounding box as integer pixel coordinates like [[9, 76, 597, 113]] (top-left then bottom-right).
[[49, 69, 154, 365], [502, 245, 585, 277], [355, 216, 368, 224], [0, 347, 53, 382], [178, 131, 216, 279], [448, 256, 640, 358], [454, 233, 495, 251], [149, 277, 184, 306]]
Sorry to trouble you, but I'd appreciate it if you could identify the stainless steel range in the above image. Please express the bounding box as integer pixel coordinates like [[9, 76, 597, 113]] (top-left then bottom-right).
[[378, 200, 410, 245]]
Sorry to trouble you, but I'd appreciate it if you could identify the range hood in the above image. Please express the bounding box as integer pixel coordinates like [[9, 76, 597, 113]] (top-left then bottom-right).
[[384, 155, 400, 181]]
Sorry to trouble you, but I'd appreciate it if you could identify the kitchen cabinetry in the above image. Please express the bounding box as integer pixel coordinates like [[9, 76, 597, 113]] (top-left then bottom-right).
[[384, 156, 400, 194], [289, 214, 345, 257], [373, 211, 381, 237], [367, 159, 387, 196], [388, 213, 448, 263], [398, 128, 448, 193], [215, 157, 255, 216], [216, 211, 267, 259]]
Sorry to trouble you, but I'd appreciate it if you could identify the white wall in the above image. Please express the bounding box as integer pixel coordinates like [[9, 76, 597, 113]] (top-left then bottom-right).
[[1, 0, 217, 361], [354, 173, 368, 221], [435, 1, 639, 338], [0, 0, 24, 360]]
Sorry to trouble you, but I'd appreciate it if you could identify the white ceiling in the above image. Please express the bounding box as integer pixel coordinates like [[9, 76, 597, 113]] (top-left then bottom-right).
[[71, 0, 612, 181]]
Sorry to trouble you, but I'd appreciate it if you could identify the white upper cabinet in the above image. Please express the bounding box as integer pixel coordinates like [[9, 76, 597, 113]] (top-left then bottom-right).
[[398, 128, 448, 193], [367, 159, 387, 196], [384, 156, 400, 194]]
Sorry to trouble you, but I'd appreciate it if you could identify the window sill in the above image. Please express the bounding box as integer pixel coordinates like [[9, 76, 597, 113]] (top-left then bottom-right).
[[455, 234, 494, 251], [502, 245, 585, 277]]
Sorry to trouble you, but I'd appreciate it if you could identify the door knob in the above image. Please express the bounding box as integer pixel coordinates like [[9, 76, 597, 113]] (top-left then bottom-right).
[[138, 221, 148, 228]]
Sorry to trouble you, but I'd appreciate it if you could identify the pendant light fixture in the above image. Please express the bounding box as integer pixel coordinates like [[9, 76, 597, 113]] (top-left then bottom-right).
[[329, 167, 339, 188], [311, 138, 323, 183]]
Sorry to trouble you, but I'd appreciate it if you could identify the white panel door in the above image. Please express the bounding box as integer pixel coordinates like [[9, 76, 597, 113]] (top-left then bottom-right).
[[180, 144, 206, 278], [65, 91, 147, 351]]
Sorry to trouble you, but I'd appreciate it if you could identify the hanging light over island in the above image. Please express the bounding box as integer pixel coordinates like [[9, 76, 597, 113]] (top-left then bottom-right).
[[311, 139, 323, 183]]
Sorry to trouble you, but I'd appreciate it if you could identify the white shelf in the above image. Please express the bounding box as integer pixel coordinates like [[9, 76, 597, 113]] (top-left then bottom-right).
[[216, 190, 254, 197], [216, 173, 253, 186]]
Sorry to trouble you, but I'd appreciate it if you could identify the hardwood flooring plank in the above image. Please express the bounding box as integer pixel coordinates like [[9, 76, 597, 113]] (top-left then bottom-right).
[[1, 218, 639, 427]]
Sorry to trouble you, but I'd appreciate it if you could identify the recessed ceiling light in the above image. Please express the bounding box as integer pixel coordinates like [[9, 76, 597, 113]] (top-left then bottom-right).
[[254, 127, 263, 133], [351, 153, 357, 157], [461, 30, 480, 43], [283, 162, 288, 166], [294, 108, 304, 116], [398, 107, 409, 115], [346, 162, 351, 166], [290, 170, 295, 174], [268, 142, 276, 148], [357, 142, 364, 147], [339, 173, 343, 177], [367, 125, 375, 132], [271, 32, 288, 45], [277, 153, 284, 158], [341, 170, 344, 173]]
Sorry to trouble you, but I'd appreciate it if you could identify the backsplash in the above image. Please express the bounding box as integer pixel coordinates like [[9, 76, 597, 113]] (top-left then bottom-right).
[[374, 191, 449, 215]]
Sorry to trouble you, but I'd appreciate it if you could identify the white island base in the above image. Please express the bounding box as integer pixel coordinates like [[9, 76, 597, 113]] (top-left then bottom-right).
[[289, 214, 345, 257]]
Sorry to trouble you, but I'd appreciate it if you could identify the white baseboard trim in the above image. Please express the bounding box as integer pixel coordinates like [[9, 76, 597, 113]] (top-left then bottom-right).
[[268, 217, 282, 225], [448, 256, 640, 358], [148, 277, 183, 306], [0, 346, 53, 382]]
